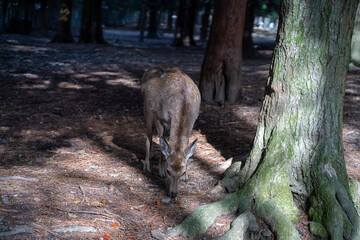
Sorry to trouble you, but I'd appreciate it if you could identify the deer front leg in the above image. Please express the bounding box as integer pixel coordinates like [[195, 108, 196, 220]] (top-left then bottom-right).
[[155, 120, 166, 178]]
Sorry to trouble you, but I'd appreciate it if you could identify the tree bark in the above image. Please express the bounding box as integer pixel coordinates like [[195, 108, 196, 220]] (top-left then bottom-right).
[[351, 3, 360, 67], [79, 0, 105, 44], [170, 0, 360, 239], [51, 0, 74, 43], [200, 0, 211, 42], [200, 0, 247, 104]]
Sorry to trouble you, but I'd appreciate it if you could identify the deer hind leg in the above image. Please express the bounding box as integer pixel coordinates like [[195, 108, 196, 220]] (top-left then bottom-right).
[[155, 120, 166, 178], [143, 109, 154, 172]]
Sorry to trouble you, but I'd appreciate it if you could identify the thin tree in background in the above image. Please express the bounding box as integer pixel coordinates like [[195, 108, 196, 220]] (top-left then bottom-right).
[[79, 0, 105, 43], [51, 0, 74, 43], [200, 0, 247, 104], [351, 3, 360, 67], [173, 0, 186, 46], [1, 0, 9, 33], [186, 0, 198, 46], [169, 0, 360, 239], [147, 0, 159, 38], [200, 0, 211, 42]]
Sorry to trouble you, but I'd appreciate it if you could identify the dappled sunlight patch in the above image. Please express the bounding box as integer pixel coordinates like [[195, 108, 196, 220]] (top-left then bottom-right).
[[90, 71, 119, 76], [72, 73, 90, 79], [18, 80, 51, 89], [106, 78, 140, 88], [58, 82, 94, 89]]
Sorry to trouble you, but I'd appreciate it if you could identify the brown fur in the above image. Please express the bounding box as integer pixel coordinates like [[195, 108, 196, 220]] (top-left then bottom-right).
[[141, 66, 201, 198]]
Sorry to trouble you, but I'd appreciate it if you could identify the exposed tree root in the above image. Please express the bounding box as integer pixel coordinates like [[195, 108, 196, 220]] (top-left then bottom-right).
[[168, 193, 240, 238], [215, 211, 257, 240]]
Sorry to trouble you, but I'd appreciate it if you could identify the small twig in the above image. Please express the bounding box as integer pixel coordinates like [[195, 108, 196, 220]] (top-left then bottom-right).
[[79, 185, 88, 203], [0, 176, 38, 182], [47, 205, 114, 219], [17, 221, 60, 238], [0, 208, 19, 213]]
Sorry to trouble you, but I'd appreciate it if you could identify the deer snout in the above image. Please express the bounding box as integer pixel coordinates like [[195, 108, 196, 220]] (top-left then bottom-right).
[[170, 192, 177, 198]]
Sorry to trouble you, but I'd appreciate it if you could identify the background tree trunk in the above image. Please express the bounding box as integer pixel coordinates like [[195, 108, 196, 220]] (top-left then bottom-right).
[[242, 1, 256, 58], [200, 0, 247, 104], [79, 0, 105, 44], [51, 0, 74, 43], [1, 0, 9, 33], [147, 1, 159, 38], [200, 0, 211, 42], [351, 3, 360, 67], [170, 0, 360, 239], [40, 0, 48, 37], [173, 0, 186, 46], [186, 0, 198, 46]]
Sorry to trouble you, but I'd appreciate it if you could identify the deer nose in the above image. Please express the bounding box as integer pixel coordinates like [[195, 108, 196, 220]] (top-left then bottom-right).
[[170, 192, 177, 198]]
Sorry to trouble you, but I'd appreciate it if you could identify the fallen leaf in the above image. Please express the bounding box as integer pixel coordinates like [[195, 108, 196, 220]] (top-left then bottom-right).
[[68, 212, 78, 218], [74, 200, 81, 204], [129, 187, 134, 190], [112, 222, 119, 227], [101, 199, 109, 205], [150, 222, 154, 229], [190, 202, 195, 206], [91, 201, 103, 207], [102, 234, 110, 240], [156, 200, 162, 206]]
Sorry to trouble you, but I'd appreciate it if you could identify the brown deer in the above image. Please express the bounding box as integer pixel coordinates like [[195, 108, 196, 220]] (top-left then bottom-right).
[[141, 66, 201, 199]]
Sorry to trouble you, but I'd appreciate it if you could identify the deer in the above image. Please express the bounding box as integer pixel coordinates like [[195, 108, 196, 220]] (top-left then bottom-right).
[[141, 66, 201, 199]]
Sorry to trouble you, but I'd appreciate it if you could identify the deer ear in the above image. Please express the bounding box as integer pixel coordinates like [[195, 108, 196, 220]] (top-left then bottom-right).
[[185, 139, 198, 159], [159, 137, 171, 158]]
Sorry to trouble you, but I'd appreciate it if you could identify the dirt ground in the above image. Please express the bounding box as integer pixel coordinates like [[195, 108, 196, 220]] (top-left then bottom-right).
[[0, 29, 359, 240]]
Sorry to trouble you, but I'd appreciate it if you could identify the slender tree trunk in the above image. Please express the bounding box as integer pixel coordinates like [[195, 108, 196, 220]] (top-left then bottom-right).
[[170, 0, 360, 239], [79, 0, 105, 44], [147, 2, 159, 38], [40, 0, 47, 36], [167, 10, 173, 31], [51, 0, 74, 43], [139, 5, 147, 42], [351, 3, 360, 67], [200, 0, 211, 42], [1, 0, 9, 33], [173, 0, 186, 46], [186, 0, 198, 46], [242, 1, 256, 58], [200, 0, 247, 104]]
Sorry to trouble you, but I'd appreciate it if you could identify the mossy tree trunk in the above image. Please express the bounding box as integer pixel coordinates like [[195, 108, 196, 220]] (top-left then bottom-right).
[[79, 0, 105, 44], [170, 0, 360, 239], [351, 3, 360, 67], [200, 0, 247, 105], [51, 0, 74, 43]]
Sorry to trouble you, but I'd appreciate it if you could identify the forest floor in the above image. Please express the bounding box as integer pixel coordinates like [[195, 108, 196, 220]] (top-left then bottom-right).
[[0, 28, 359, 240]]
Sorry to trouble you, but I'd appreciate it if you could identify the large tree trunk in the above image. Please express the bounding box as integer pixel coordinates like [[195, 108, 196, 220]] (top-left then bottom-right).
[[51, 0, 74, 43], [351, 3, 360, 67], [170, 0, 360, 239], [200, 0, 247, 105], [200, 0, 211, 42], [79, 0, 105, 44]]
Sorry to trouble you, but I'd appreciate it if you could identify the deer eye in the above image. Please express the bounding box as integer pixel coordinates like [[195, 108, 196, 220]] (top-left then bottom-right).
[[182, 171, 186, 176], [166, 169, 171, 176]]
